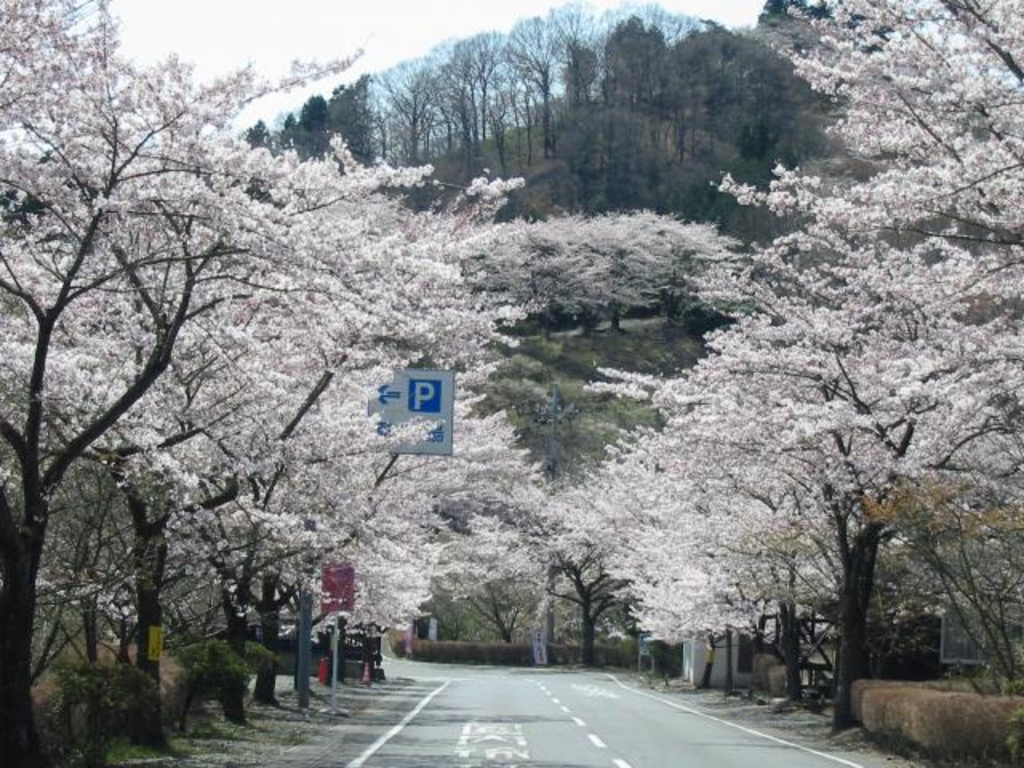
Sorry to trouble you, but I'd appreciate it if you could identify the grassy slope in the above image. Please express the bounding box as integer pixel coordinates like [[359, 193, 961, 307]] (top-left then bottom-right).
[[483, 317, 705, 476]]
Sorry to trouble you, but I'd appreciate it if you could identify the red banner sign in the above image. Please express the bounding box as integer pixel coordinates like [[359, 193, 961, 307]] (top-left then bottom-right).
[[321, 563, 355, 614]]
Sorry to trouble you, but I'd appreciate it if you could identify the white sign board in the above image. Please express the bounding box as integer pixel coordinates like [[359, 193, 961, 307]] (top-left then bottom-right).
[[532, 628, 548, 666], [369, 369, 455, 455]]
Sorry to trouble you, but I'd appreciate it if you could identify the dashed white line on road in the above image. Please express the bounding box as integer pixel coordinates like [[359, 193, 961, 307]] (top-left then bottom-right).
[[613, 760, 634, 768], [559, 705, 571, 713], [588, 734, 608, 749], [552, 697, 561, 704], [344, 681, 450, 768], [572, 717, 587, 727]]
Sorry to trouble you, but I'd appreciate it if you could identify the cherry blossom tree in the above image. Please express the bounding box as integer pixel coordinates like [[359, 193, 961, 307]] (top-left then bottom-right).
[[435, 508, 547, 643], [475, 212, 735, 333], [589, 0, 1024, 731], [0, 1, 527, 760]]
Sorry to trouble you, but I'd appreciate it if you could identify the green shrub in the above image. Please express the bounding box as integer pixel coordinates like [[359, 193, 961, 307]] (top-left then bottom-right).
[[176, 640, 252, 731], [648, 640, 681, 677], [54, 660, 160, 768], [243, 640, 277, 675], [1008, 708, 1024, 766]]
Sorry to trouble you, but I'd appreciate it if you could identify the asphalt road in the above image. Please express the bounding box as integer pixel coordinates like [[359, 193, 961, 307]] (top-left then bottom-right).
[[315, 656, 911, 768]]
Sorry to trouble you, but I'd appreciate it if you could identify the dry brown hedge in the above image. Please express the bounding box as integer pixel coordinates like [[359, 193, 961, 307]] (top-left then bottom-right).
[[391, 638, 636, 668], [752, 653, 787, 697], [853, 679, 1024, 762]]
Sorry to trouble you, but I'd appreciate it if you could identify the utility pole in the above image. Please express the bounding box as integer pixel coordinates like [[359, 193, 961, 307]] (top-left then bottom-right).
[[537, 383, 576, 645], [539, 383, 573, 482]]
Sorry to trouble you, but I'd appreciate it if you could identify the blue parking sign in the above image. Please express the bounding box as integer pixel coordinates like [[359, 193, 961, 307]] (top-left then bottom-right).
[[408, 378, 442, 413], [369, 369, 454, 456]]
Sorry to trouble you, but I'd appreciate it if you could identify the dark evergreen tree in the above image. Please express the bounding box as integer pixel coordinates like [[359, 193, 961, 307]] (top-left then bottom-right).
[[297, 94, 330, 157], [328, 75, 376, 164], [244, 119, 271, 149]]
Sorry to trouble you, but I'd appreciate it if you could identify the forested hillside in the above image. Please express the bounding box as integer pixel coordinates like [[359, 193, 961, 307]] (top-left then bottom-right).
[[250, 1, 832, 243]]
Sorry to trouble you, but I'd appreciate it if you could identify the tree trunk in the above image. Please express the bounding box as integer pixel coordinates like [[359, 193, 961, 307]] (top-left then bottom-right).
[[135, 581, 163, 681], [129, 497, 168, 746], [222, 592, 249, 723], [753, 613, 768, 655], [779, 599, 802, 701], [581, 608, 597, 667], [610, 306, 622, 333], [0, 528, 45, 768], [725, 628, 734, 693], [833, 524, 882, 730], [83, 604, 99, 663], [254, 577, 281, 705], [116, 619, 132, 664]]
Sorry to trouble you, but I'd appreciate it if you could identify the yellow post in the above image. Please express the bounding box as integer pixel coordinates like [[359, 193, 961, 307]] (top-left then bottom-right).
[[147, 626, 164, 661]]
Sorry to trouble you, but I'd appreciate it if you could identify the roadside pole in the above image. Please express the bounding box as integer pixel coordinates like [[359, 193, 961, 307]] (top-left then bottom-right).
[[539, 384, 576, 653], [297, 587, 312, 709], [331, 614, 340, 712]]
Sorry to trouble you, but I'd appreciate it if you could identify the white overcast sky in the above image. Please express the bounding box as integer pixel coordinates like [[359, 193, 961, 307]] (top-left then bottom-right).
[[110, 1, 765, 127]]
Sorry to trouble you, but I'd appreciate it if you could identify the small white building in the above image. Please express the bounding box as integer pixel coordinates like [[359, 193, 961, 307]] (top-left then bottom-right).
[[680, 633, 754, 689]]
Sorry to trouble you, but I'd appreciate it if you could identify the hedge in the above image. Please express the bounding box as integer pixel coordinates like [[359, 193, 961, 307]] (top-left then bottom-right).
[[390, 636, 635, 668], [853, 679, 1024, 762], [752, 653, 787, 697]]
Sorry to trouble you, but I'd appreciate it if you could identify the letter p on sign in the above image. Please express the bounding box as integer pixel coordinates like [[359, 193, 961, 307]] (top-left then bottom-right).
[[409, 378, 442, 413]]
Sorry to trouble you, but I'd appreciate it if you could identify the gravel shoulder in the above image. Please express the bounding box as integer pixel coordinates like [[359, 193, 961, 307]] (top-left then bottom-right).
[[115, 675, 419, 767]]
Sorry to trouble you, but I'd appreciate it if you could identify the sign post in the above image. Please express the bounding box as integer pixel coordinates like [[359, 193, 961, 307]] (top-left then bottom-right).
[[638, 632, 652, 674], [321, 563, 355, 713], [296, 588, 312, 708]]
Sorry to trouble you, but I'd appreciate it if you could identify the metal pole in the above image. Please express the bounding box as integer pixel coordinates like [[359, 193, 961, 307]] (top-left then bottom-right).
[[331, 614, 340, 711], [297, 587, 312, 709], [543, 384, 563, 483], [541, 384, 566, 649]]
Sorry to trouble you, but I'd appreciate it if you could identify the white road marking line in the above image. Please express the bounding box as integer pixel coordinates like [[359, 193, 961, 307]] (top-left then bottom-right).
[[560, 705, 571, 713], [588, 733, 608, 749], [344, 680, 450, 768], [572, 717, 587, 727], [552, 697, 561, 704], [605, 674, 866, 768], [613, 760, 634, 768]]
